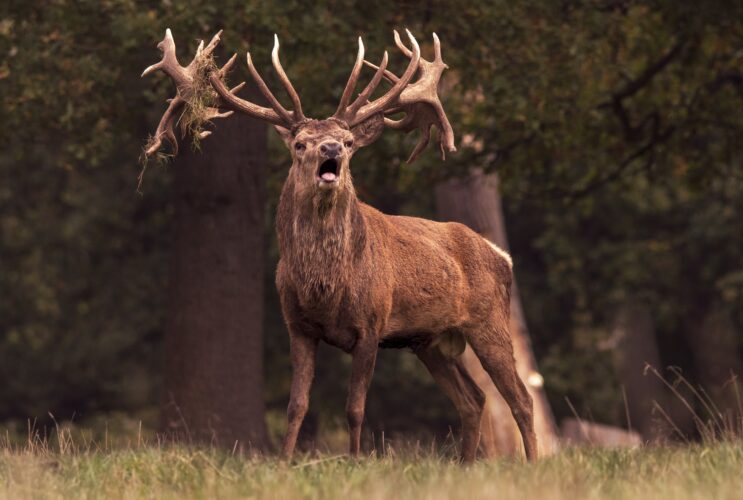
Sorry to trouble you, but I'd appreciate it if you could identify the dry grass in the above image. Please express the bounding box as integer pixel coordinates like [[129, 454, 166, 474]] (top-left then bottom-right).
[[177, 53, 220, 147], [645, 366, 743, 443], [1, 431, 742, 500], [3, 371, 741, 499]]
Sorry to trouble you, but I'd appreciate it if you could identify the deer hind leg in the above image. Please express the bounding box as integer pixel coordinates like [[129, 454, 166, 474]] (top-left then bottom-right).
[[466, 325, 538, 462], [417, 344, 486, 463]]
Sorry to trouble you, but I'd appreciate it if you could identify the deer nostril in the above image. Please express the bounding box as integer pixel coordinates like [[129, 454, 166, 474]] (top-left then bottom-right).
[[320, 141, 342, 158]]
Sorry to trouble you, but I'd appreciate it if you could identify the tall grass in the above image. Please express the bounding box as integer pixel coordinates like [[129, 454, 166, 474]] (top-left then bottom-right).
[[646, 366, 743, 443], [2, 369, 742, 499], [1, 429, 742, 500]]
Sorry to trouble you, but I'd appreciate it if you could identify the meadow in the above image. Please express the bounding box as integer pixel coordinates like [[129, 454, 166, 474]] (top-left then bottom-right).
[[2, 436, 742, 500]]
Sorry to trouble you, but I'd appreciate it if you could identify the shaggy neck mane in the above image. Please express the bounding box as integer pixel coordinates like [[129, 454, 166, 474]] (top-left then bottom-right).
[[276, 169, 367, 304]]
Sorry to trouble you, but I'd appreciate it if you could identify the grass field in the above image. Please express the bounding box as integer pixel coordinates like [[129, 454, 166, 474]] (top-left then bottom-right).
[[2, 440, 742, 500]]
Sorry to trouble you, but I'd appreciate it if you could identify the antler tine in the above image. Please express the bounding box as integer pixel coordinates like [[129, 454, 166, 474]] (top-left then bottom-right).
[[272, 35, 306, 121], [347, 51, 389, 115], [406, 125, 432, 164], [142, 29, 184, 84], [202, 30, 223, 58], [432, 32, 444, 64], [191, 30, 223, 69], [335, 37, 365, 116], [209, 74, 288, 126], [145, 97, 183, 156], [246, 52, 294, 124], [218, 53, 238, 78], [362, 59, 399, 84], [229, 81, 246, 94], [141, 29, 170, 77], [350, 29, 420, 126], [393, 29, 413, 58]]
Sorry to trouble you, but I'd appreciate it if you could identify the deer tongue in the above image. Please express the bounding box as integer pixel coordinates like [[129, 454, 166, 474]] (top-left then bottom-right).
[[321, 172, 337, 182]]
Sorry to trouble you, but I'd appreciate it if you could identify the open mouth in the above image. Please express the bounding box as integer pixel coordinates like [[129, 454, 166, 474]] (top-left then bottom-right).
[[317, 159, 339, 183]]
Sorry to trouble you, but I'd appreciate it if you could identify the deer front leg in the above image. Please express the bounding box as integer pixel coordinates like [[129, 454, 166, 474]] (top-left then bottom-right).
[[281, 331, 318, 459], [346, 335, 378, 457]]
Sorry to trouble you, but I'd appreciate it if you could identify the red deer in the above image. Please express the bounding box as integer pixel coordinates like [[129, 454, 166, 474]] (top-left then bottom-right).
[[142, 28, 537, 462]]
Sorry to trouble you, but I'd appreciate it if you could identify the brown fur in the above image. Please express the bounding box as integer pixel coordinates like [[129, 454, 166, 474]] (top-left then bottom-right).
[[276, 119, 537, 462]]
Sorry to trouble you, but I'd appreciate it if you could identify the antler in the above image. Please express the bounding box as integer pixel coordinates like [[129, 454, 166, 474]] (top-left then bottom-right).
[[209, 34, 307, 129], [142, 29, 306, 157], [333, 30, 421, 127], [363, 31, 456, 163], [141, 29, 236, 156], [142, 28, 454, 163]]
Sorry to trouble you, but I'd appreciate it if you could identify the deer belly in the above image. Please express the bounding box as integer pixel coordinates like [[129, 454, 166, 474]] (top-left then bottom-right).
[[318, 326, 357, 353]]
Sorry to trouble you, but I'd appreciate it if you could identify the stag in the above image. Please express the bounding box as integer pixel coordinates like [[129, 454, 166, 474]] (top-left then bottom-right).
[[142, 28, 537, 462]]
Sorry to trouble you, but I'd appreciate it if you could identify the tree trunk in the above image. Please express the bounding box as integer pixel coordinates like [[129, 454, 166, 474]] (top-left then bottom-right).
[[161, 101, 268, 451], [561, 418, 641, 447], [687, 307, 743, 422], [435, 168, 560, 457], [610, 301, 669, 441]]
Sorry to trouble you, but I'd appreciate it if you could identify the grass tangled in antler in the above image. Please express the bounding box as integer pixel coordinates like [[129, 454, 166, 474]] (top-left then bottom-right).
[[139, 51, 223, 192], [178, 52, 221, 150]]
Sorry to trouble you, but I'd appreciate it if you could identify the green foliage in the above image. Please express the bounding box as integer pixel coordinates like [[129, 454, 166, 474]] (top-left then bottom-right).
[[2, 0, 743, 438]]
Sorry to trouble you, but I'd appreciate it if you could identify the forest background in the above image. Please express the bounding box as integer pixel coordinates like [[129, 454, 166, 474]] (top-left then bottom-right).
[[2, 0, 742, 451]]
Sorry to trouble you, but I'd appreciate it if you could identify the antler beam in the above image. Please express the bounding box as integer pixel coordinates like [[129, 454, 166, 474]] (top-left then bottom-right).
[[142, 29, 307, 156]]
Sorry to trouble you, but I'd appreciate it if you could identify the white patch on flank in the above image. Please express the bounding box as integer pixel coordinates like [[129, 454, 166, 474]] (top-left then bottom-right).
[[485, 239, 513, 268]]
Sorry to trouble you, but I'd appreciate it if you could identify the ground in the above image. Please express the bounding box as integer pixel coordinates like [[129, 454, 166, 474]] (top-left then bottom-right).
[[1, 441, 742, 499]]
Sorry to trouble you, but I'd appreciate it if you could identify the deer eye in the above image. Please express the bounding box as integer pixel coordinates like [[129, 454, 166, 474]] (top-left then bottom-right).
[[294, 142, 306, 152], [344, 139, 354, 148]]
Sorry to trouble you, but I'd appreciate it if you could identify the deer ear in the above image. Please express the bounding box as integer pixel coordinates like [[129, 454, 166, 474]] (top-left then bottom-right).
[[274, 125, 294, 147], [350, 114, 385, 149]]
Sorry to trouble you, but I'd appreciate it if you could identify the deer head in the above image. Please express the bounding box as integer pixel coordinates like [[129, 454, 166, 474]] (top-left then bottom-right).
[[142, 29, 456, 195]]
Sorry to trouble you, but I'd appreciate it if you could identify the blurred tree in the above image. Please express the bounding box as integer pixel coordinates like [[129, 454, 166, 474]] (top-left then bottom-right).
[[609, 301, 666, 440], [686, 308, 743, 419], [0, 1, 172, 423], [160, 98, 268, 449], [451, 0, 743, 430], [1, 0, 743, 448]]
